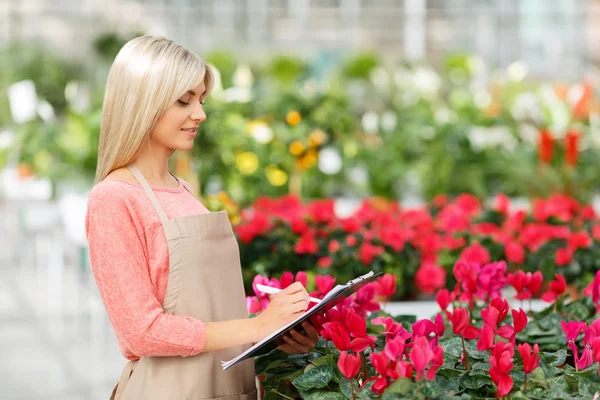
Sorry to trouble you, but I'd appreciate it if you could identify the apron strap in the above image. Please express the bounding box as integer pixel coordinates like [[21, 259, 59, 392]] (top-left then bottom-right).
[[111, 360, 138, 400], [169, 170, 195, 197], [127, 163, 170, 224]]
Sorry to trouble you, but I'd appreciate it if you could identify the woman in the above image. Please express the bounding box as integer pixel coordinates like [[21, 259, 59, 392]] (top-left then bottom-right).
[[86, 36, 319, 400]]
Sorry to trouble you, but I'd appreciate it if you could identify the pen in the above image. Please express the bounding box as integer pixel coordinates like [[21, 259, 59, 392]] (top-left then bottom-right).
[[256, 284, 322, 304]]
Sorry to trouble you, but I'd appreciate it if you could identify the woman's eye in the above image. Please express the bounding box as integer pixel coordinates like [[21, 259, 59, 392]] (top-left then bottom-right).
[[177, 100, 190, 106]]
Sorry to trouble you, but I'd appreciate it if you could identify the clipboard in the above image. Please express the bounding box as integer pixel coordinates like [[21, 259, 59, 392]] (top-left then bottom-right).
[[221, 271, 382, 370]]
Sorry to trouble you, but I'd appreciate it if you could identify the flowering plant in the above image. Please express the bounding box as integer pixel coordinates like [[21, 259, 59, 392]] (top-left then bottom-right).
[[250, 262, 600, 399], [237, 193, 600, 298]]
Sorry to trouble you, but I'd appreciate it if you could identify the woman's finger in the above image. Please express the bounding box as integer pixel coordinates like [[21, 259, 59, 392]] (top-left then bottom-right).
[[302, 322, 320, 342], [289, 329, 313, 346], [283, 335, 310, 353]]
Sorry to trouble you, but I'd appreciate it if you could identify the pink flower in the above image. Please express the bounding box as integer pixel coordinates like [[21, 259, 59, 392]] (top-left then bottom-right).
[[338, 351, 361, 379], [477, 261, 508, 301], [246, 296, 265, 314], [384, 337, 406, 361], [409, 336, 434, 381], [295, 271, 307, 287], [541, 274, 566, 303], [415, 263, 447, 295], [583, 270, 600, 312], [314, 275, 336, 297]]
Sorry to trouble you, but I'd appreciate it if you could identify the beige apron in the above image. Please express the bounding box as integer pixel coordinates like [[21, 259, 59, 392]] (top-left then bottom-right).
[[109, 163, 256, 400]]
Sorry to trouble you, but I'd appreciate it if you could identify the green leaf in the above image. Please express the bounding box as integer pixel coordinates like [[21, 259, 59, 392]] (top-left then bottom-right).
[[470, 362, 490, 371], [300, 391, 346, 400], [579, 376, 600, 397], [340, 378, 359, 399], [442, 337, 464, 359], [527, 367, 549, 390], [541, 349, 568, 367], [293, 365, 333, 391], [384, 377, 413, 395]]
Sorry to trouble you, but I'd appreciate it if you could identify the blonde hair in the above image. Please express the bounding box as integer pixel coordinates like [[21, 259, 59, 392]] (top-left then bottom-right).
[[95, 36, 214, 183]]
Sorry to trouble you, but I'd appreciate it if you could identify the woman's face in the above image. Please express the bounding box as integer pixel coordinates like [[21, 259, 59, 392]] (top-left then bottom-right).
[[150, 80, 207, 152]]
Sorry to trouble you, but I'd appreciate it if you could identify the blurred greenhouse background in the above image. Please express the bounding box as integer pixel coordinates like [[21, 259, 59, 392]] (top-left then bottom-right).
[[2, 0, 600, 399]]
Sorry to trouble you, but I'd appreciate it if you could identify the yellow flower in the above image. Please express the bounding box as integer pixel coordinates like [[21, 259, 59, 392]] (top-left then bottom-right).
[[309, 129, 327, 147], [235, 152, 259, 175], [296, 150, 318, 170], [289, 140, 305, 156], [286, 111, 302, 126], [265, 165, 288, 186]]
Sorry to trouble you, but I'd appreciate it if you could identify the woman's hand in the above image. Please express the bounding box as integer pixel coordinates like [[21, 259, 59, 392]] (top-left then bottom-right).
[[255, 282, 310, 338], [277, 321, 320, 354]]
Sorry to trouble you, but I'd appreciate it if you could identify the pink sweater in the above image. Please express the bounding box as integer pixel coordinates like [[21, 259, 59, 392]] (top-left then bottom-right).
[[85, 178, 210, 361]]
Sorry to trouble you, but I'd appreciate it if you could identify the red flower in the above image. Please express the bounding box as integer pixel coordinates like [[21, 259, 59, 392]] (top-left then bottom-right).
[[436, 289, 451, 311], [495, 194, 511, 215], [317, 256, 332, 268], [569, 231, 592, 249], [294, 232, 318, 254], [454, 261, 480, 295], [538, 128, 554, 164], [565, 129, 580, 167], [555, 247, 574, 266], [415, 263, 447, 295], [489, 342, 514, 398], [345, 235, 358, 247], [541, 273, 566, 303], [328, 240, 340, 252], [340, 217, 361, 233], [518, 343, 540, 374], [352, 283, 381, 317], [374, 273, 397, 297], [507, 270, 542, 300], [512, 308, 528, 334], [338, 351, 361, 379], [307, 199, 335, 223], [359, 242, 385, 265], [290, 217, 309, 234], [505, 241, 525, 264], [459, 242, 491, 265], [322, 321, 350, 350], [379, 226, 408, 251], [450, 308, 480, 340]]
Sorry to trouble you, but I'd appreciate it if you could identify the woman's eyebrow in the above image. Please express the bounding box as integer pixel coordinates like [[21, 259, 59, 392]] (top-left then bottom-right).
[[187, 89, 207, 96]]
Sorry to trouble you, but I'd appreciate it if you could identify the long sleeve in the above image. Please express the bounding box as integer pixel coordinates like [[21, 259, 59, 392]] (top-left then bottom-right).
[[85, 184, 206, 359]]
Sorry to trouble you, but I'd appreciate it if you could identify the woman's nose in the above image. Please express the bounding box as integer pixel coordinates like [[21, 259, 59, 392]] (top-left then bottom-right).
[[191, 105, 206, 122]]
